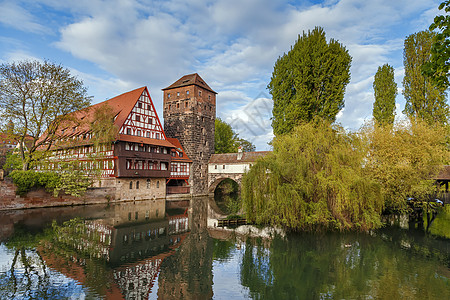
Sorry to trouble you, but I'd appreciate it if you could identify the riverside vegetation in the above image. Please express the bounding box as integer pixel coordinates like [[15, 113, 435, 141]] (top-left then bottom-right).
[[242, 120, 448, 231]]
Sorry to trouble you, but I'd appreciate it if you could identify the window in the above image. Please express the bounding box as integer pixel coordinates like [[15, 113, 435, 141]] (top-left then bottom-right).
[[179, 152, 183, 157], [137, 130, 141, 136], [177, 92, 180, 97], [147, 104, 151, 110], [138, 103, 142, 108], [156, 133, 160, 139], [180, 165, 187, 172], [148, 118, 153, 124], [126, 159, 132, 169], [127, 128, 131, 135], [146, 131, 150, 138], [223, 165, 226, 169], [177, 103, 179, 108], [171, 164, 177, 172], [129, 181, 133, 189], [135, 115, 140, 121], [208, 95, 211, 100], [199, 90, 202, 96], [185, 101, 188, 108], [136, 181, 140, 189], [215, 165, 217, 169], [157, 181, 160, 188], [168, 93, 171, 98], [147, 179, 150, 189], [135, 211, 139, 220], [168, 104, 171, 110], [186, 90, 189, 95]]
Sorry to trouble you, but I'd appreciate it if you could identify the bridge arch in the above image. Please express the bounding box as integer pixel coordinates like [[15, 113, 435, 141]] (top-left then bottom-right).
[[208, 174, 243, 193]]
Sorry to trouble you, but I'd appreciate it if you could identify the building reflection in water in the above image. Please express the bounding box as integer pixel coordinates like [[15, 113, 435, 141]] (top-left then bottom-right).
[[37, 199, 191, 299]]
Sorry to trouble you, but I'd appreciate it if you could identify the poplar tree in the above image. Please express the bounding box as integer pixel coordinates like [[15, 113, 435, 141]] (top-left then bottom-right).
[[403, 30, 449, 124], [373, 64, 397, 126], [268, 27, 352, 136], [424, 0, 450, 88]]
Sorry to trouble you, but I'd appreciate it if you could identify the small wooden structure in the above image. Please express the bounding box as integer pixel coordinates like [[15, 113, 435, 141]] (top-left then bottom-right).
[[217, 218, 247, 227]]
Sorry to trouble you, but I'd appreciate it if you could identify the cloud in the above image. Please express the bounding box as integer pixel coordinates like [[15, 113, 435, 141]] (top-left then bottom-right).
[[0, 1, 48, 34], [1, 0, 442, 150]]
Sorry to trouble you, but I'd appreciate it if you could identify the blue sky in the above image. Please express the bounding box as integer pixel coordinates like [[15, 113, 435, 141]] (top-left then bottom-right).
[[0, 0, 444, 150]]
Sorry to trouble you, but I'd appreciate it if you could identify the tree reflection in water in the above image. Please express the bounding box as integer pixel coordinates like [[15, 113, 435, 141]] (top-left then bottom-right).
[[0, 199, 449, 299]]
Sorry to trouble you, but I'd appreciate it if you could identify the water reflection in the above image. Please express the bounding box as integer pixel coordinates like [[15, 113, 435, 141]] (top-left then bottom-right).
[[0, 199, 449, 299]]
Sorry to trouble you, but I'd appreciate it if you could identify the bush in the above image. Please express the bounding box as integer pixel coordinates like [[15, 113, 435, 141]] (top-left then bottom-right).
[[9, 170, 61, 196]]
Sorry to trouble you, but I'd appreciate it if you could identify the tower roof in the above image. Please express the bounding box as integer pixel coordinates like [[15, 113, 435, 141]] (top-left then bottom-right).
[[162, 73, 217, 94]]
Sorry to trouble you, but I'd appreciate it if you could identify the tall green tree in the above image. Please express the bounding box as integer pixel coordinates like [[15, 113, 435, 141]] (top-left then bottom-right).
[[0, 60, 91, 170], [424, 0, 450, 88], [215, 118, 255, 153], [373, 64, 397, 126], [268, 27, 352, 136], [403, 31, 449, 124]]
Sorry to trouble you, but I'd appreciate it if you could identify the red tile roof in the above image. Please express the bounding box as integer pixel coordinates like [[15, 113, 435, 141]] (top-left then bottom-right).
[[166, 138, 192, 162], [209, 151, 270, 164], [57, 87, 147, 137], [162, 73, 217, 94]]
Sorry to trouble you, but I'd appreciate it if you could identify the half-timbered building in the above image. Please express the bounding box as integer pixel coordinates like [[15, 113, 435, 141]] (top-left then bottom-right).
[[42, 86, 192, 200]]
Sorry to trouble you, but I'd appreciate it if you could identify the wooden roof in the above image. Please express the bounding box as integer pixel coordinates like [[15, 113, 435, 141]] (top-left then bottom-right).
[[162, 73, 217, 94], [435, 165, 450, 181], [209, 151, 270, 164]]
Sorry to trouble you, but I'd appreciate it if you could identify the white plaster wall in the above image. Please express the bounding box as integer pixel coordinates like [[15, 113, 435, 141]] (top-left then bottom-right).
[[208, 163, 251, 174]]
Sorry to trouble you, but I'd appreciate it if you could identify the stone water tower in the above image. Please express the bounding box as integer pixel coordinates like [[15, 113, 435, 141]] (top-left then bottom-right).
[[162, 73, 216, 195]]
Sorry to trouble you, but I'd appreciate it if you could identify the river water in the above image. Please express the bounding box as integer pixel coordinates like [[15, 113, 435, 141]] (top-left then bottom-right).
[[0, 197, 448, 299]]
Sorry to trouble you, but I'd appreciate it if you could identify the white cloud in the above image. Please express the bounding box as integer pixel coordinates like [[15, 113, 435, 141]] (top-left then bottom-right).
[[0, 0, 443, 149], [0, 1, 48, 33]]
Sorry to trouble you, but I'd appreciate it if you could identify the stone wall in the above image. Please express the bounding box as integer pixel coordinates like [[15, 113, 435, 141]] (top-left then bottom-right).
[[0, 178, 116, 211], [163, 83, 216, 196], [115, 177, 166, 201]]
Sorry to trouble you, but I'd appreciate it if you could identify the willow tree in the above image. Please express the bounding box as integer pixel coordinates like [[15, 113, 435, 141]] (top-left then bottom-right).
[[403, 31, 449, 124], [0, 60, 91, 170], [373, 64, 397, 126], [242, 121, 383, 231], [268, 27, 352, 136]]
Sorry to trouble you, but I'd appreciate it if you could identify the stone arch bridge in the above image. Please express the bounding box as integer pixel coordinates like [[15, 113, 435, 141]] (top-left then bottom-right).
[[207, 151, 270, 193]]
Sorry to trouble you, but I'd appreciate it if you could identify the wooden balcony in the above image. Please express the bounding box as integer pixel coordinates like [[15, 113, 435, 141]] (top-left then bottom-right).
[[167, 186, 190, 194]]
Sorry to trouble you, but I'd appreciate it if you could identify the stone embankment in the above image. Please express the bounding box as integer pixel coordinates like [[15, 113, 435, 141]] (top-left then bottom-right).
[[0, 178, 115, 211]]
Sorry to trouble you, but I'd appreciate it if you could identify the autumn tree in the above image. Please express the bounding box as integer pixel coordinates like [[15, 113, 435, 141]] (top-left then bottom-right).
[[372, 64, 397, 126], [0, 60, 91, 170], [362, 120, 448, 211], [403, 31, 449, 124], [268, 27, 352, 135], [424, 0, 450, 88], [215, 118, 255, 153]]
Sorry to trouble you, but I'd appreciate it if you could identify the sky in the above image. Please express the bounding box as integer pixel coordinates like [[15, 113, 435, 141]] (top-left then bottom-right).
[[0, 0, 445, 150]]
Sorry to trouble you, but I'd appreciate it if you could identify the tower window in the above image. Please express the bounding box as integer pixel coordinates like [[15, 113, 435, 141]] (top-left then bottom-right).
[[169, 104, 171, 110], [185, 101, 188, 107], [177, 103, 179, 108], [177, 92, 180, 97], [168, 93, 171, 98], [186, 90, 189, 95], [208, 95, 211, 100], [199, 90, 202, 96]]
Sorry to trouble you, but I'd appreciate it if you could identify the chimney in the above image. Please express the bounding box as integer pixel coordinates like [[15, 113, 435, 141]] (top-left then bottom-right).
[[237, 146, 243, 160]]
